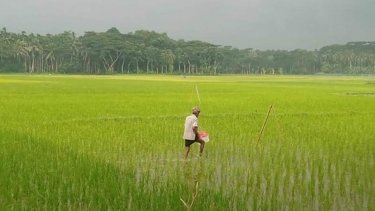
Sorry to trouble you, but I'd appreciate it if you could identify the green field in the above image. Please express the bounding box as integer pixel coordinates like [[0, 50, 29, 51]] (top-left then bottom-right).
[[1, 74, 374, 211]]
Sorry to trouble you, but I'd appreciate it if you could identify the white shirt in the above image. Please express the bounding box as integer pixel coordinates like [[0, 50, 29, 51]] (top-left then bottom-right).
[[183, 114, 198, 140]]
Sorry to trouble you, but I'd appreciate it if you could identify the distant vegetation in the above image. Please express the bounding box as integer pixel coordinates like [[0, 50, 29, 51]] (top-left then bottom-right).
[[0, 27, 374, 75]]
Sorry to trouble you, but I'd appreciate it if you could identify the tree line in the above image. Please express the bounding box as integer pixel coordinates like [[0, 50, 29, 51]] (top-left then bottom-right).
[[1, 27, 374, 75]]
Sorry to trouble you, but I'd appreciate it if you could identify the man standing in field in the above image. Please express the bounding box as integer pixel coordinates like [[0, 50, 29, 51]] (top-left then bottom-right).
[[183, 107, 205, 159]]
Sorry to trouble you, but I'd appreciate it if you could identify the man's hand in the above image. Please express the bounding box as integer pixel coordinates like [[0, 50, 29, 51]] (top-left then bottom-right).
[[195, 136, 203, 142]]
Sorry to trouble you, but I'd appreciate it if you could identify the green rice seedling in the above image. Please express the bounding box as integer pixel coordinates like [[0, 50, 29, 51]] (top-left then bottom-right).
[[0, 74, 374, 210]]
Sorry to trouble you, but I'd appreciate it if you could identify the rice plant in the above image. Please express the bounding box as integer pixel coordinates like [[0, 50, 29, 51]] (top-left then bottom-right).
[[0, 74, 374, 210]]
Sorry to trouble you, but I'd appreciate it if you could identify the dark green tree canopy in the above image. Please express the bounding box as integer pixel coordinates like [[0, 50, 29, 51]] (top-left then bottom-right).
[[0, 27, 374, 75]]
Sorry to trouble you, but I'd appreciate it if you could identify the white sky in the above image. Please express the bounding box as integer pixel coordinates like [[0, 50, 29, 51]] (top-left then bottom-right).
[[1, 0, 374, 50]]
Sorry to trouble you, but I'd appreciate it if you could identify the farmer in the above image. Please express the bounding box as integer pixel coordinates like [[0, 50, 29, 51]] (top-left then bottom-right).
[[183, 107, 205, 159]]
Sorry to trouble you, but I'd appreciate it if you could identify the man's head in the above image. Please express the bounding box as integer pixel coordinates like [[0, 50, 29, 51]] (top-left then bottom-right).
[[192, 107, 201, 117]]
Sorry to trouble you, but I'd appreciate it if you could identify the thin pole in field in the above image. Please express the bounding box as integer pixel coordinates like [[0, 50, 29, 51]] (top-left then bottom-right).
[[195, 85, 201, 104], [190, 85, 201, 104], [255, 105, 273, 148]]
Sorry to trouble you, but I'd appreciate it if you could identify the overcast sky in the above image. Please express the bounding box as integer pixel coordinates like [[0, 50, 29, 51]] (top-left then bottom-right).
[[1, 0, 374, 50]]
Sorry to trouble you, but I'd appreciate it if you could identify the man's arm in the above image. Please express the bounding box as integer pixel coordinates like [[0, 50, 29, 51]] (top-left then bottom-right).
[[193, 126, 202, 141]]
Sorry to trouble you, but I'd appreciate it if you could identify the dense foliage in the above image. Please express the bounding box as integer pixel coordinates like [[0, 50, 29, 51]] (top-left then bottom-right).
[[1, 27, 374, 75]]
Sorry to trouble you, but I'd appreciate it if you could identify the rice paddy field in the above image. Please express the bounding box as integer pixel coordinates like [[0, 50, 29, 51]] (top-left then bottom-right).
[[0, 74, 375, 211]]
